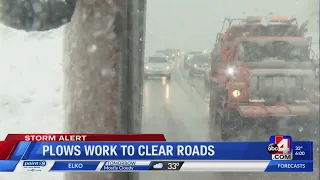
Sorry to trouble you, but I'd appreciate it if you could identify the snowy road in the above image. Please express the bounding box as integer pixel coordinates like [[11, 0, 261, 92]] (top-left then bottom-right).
[[141, 57, 319, 180], [142, 58, 210, 141], [141, 58, 219, 180]]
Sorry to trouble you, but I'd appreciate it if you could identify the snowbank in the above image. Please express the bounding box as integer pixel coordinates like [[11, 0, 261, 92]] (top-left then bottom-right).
[[0, 24, 64, 179]]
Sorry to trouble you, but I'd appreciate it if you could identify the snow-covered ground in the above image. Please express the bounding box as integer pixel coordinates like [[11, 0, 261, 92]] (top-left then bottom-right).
[[0, 25, 64, 179]]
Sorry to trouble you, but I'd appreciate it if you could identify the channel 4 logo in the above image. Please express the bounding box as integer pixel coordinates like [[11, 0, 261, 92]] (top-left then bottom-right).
[[23, 161, 47, 167], [268, 135, 293, 160]]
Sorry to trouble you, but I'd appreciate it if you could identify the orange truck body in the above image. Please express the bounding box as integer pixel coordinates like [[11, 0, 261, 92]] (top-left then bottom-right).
[[210, 16, 319, 117]]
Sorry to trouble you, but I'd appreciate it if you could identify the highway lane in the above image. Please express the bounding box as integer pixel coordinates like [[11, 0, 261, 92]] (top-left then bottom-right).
[[140, 59, 221, 180], [141, 57, 318, 180]]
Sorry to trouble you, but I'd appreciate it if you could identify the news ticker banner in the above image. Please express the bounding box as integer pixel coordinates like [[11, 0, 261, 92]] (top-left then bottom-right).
[[3, 160, 312, 172], [0, 134, 314, 172]]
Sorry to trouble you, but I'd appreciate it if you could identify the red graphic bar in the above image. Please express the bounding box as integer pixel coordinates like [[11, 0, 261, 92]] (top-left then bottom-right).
[[0, 141, 18, 160], [5, 134, 166, 142]]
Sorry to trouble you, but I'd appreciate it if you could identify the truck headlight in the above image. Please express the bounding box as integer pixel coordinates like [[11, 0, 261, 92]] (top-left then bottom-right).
[[227, 67, 234, 75], [232, 90, 240, 97]]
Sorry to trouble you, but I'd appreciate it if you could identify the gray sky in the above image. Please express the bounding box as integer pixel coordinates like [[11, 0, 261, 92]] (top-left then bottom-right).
[[145, 0, 313, 54]]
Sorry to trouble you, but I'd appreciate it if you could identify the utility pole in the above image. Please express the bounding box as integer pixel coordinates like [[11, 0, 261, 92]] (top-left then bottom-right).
[[63, 1, 146, 180], [306, 0, 319, 60], [307, 0, 319, 37]]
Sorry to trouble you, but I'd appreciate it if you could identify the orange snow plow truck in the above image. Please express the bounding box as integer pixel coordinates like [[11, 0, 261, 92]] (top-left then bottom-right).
[[209, 16, 319, 141]]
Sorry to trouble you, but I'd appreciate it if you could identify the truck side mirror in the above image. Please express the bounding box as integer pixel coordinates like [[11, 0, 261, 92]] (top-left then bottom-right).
[[299, 20, 308, 36], [306, 35, 312, 42]]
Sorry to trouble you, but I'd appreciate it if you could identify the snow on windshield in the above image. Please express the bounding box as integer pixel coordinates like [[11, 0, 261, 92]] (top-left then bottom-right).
[[0, 0, 318, 180]]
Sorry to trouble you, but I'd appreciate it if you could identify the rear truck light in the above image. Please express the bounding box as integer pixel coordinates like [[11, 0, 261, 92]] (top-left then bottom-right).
[[232, 90, 241, 97], [227, 82, 246, 101]]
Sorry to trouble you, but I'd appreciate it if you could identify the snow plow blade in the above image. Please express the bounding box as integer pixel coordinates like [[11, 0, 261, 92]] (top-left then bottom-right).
[[237, 104, 318, 117]]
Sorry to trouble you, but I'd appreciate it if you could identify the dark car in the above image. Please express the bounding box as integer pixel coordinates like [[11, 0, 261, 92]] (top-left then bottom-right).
[[188, 54, 210, 76], [184, 50, 203, 68]]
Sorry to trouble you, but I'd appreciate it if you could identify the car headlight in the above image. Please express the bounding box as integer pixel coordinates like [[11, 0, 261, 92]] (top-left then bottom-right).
[[145, 66, 148, 69], [232, 90, 240, 97], [194, 64, 197, 67], [167, 66, 170, 70], [226, 67, 234, 75]]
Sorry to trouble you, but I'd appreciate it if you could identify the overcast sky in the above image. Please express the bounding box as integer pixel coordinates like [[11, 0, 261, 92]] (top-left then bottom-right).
[[145, 0, 316, 54]]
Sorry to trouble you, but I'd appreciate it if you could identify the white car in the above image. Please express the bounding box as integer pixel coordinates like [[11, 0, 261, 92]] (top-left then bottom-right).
[[144, 53, 171, 80]]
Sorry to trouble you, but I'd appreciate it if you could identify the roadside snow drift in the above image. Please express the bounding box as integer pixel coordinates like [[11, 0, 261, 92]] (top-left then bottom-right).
[[0, 24, 64, 179]]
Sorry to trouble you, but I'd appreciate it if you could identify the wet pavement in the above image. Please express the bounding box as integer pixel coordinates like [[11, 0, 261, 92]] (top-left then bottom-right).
[[140, 57, 319, 180]]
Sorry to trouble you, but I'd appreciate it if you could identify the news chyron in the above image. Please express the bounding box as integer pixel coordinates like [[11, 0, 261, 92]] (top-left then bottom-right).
[[268, 136, 293, 160]]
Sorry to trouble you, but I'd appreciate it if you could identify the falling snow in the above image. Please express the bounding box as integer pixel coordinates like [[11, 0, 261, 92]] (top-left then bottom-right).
[[0, 1, 318, 180]]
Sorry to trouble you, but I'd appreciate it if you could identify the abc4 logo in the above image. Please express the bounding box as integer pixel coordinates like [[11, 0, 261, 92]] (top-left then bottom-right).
[[267, 143, 279, 154], [267, 143, 293, 160]]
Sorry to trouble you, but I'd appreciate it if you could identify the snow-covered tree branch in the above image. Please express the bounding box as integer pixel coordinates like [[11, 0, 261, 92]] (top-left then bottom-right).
[[0, 0, 75, 31]]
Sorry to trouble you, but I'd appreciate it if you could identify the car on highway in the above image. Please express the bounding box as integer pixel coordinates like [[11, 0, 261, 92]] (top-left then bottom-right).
[[156, 49, 180, 62], [144, 53, 171, 80], [184, 50, 203, 68], [187, 54, 210, 76]]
